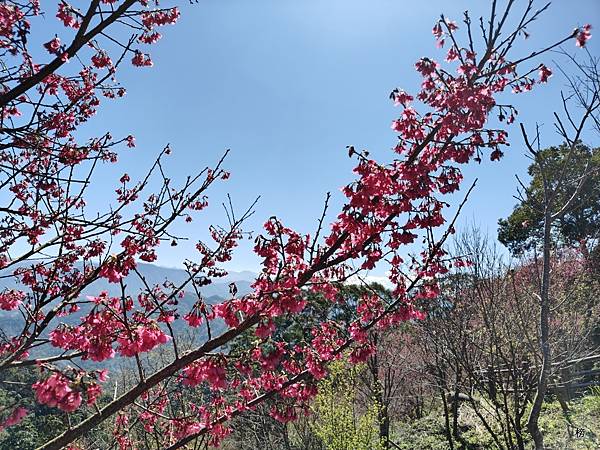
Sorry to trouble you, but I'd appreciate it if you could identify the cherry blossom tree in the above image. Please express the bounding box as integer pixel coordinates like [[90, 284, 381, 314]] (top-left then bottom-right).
[[0, 0, 592, 448]]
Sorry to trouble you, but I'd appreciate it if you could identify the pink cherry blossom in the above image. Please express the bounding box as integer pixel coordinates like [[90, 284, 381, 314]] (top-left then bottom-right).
[[538, 64, 553, 83], [0, 407, 27, 430], [0, 289, 25, 310], [43, 37, 61, 54], [576, 24, 592, 47], [32, 373, 82, 412], [131, 51, 153, 67]]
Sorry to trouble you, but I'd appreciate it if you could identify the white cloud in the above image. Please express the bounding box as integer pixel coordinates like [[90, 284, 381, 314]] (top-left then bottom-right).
[[345, 273, 394, 289]]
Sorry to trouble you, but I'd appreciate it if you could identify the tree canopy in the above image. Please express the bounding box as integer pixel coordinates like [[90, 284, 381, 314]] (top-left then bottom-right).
[[498, 142, 600, 254]]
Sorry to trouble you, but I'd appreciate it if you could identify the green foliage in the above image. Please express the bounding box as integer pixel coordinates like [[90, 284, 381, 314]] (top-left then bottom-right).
[[388, 394, 600, 450], [391, 414, 450, 450], [498, 142, 600, 254], [311, 360, 384, 450], [227, 283, 391, 379], [536, 393, 600, 450], [581, 386, 600, 417]]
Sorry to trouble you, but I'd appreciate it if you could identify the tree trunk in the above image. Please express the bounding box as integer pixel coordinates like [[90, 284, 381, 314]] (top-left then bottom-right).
[[440, 385, 455, 450], [527, 210, 552, 450], [379, 404, 391, 448], [515, 415, 526, 450], [369, 333, 390, 448]]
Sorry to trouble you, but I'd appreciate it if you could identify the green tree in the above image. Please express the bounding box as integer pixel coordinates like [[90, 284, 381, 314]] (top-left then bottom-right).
[[311, 360, 384, 450], [498, 142, 600, 255]]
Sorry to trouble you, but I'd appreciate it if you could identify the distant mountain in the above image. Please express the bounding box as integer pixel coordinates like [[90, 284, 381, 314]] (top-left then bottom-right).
[[0, 262, 256, 298], [0, 263, 257, 340], [74, 263, 256, 299]]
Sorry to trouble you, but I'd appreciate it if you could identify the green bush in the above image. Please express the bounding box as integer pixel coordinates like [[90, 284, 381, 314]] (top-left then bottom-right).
[[311, 360, 384, 450]]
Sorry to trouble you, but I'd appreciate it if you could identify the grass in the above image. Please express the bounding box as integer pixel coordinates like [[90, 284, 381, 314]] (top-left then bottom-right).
[[388, 390, 600, 450]]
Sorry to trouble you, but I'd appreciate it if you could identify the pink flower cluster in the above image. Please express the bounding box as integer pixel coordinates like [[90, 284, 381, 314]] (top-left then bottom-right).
[[56, 3, 79, 28], [91, 51, 112, 69], [0, 407, 27, 430], [183, 358, 227, 389], [538, 64, 553, 83], [43, 36, 62, 54], [576, 24, 592, 47], [0, 3, 25, 43], [132, 51, 153, 67], [0, 289, 25, 310], [184, 306, 203, 327], [141, 8, 180, 28], [49, 292, 172, 361], [116, 325, 170, 357], [32, 373, 82, 412], [32, 372, 104, 412]]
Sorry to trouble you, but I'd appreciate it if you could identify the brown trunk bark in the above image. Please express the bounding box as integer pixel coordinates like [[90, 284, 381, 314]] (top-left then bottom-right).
[[527, 210, 552, 450]]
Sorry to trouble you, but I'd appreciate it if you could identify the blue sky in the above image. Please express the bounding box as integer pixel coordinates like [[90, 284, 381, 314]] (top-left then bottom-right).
[[66, 0, 599, 272]]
